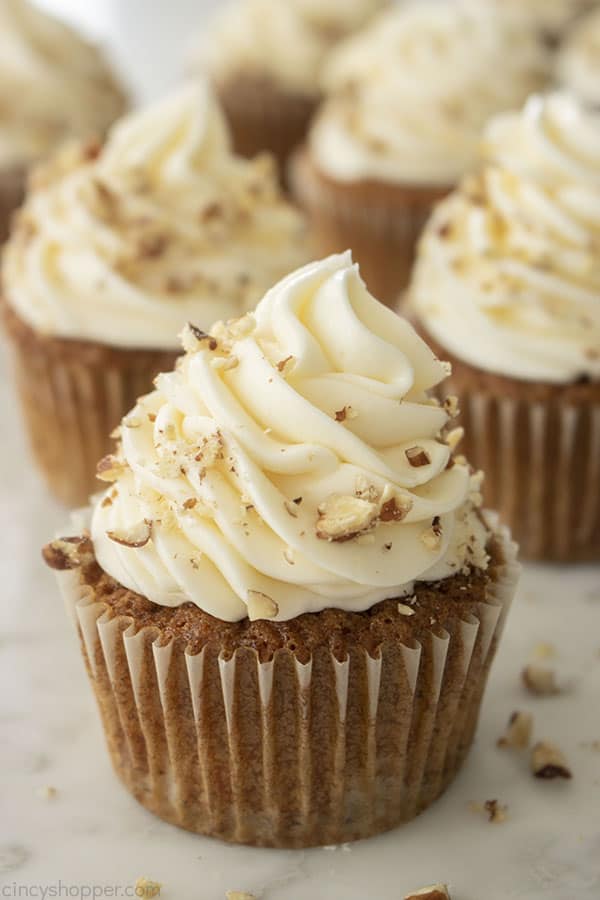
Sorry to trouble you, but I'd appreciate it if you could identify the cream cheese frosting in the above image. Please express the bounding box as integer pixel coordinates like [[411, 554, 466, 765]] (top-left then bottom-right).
[[557, 7, 600, 107], [411, 93, 600, 384], [197, 0, 389, 97], [486, 0, 596, 41], [0, 0, 126, 169], [3, 83, 311, 349], [91, 253, 490, 622], [311, 2, 550, 186]]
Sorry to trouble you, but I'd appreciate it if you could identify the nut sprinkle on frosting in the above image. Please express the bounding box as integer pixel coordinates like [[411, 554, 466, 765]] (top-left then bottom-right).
[[91, 254, 491, 622]]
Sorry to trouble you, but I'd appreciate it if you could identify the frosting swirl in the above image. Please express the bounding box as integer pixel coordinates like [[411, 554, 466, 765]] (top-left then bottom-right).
[[196, 0, 388, 97], [3, 84, 311, 349], [411, 94, 600, 384], [557, 7, 600, 107], [0, 0, 126, 169], [311, 2, 550, 186], [91, 254, 490, 623], [485, 0, 596, 40]]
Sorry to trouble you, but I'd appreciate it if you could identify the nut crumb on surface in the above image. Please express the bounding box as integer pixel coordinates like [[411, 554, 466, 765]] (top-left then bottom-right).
[[225, 893, 255, 900], [497, 710, 533, 750], [531, 741, 572, 780], [37, 785, 57, 800], [404, 886, 450, 900], [522, 664, 561, 696], [134, 878, 161, 899], [484, 799, 508, 823], [532, 642, 557, 660]]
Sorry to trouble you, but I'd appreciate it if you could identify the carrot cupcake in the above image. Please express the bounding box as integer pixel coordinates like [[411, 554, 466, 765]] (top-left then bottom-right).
[[0, 0, 127, 241], [410, 93, 600, 562], [291, 1, 550, 305], [193, 0, 388, 175], [557, 6, 600, 107], [2, 83, 310, 507], [44, 253, 519, 849]]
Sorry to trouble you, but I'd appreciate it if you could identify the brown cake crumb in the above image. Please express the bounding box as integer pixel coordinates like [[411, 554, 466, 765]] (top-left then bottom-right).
[[404, 886, 450, 900], [483, 799, 508, 823]]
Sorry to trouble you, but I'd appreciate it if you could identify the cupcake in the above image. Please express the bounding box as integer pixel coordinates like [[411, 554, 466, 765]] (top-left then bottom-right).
[[410, 93, 600, 562], [43, 253, 519, 849], [0, 0, 127, 241], [192, 0, 389, 176], [1, 84, 311, 508], [291, 1, 550, 306], [557, 6, 600, 107], [485, 0, 597, 48]]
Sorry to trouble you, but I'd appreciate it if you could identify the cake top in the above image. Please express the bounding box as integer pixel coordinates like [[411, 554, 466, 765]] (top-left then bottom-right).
[[195, 0, 389, 97], [0, 0, 126, 169], [90, 254, 490, 623], [309, 1, 550, 187], [3, 83, 310, 350], [410, 93, 600, 384], [557, 6, 600, 107]]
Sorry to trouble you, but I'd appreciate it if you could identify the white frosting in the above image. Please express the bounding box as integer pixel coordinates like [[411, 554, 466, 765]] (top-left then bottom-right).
[[0, 0, 126, 169], [557, 7, 600, 107], [197, 0, 388, 96], [3, 84, 310, 349], [91, 254, 490, 622], [487, 0, 596, 39], [411, 94, 600, 384], [311, 2, 550, 186]]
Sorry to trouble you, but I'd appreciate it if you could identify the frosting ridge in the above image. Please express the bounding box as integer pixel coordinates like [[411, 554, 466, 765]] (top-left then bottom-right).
[[91, 254, 490, 622]]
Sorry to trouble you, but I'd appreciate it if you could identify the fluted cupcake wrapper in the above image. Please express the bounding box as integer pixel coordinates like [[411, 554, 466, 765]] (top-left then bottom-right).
[[215, 76, 319, 181], [290, 150, 450, 307], [451, 387, 600, 562], [2, 301, 176, 507], [0, 166, 26, 243], [55, 519, 518, 848]]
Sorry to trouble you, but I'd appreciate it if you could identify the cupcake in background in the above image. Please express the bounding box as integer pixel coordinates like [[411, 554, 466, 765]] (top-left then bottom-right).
[[557, 6, 600, 106], [0, 0, 127, 241], [191, 0, 389, 176], [485, 0, 597, 48], [1, 83, 311, 508], [410, 93, 600, 562], [291, 1, 550, 306], [43, 253, 519, 848]]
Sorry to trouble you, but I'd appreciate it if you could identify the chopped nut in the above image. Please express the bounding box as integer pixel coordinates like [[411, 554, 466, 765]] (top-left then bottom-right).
[[531, 741, 572, 780], [37, 785, 57, 800], [247, 591, 279, 621], [316, 494, 378, 542], [355, 475, 380, 503], [380, 495, 413, 522], [96, 454, 127, 482], [421, 517, 443, 551], [42, 536, 93, 571], [134, 877, 162, 899], [106, 520, 152, 549], [497, 711, 533, 750], [397, 603, 416, 617], [484, 799, 508, 823], [445, 427, 464, 450], [195, 431, 224, 467], [283, 547, 295, 565], [180, 322, 218, 353], [522, 664, 560, 696], [123, 415, 142, 429], [335, 406, 348, 422], [404, 886, 450, 900], [406, 446, 431, 468], [443, 396, 459, 417], [284, 499, 299, 518], [276, 355, 295, 375], [182, 498, 197, 510], [225, 893, 255, 900]]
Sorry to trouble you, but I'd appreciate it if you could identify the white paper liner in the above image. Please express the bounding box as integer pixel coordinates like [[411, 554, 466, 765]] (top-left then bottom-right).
[[453, 383, 600, 561], [54, 521, 519, 848]]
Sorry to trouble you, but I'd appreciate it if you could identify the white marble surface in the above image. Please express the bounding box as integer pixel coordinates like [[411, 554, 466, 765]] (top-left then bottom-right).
[[2, 3, 600, 898], [1, 338, 600, 900]]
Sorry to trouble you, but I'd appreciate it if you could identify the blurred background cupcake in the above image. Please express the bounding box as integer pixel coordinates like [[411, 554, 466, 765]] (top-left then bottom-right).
[[0, 0, 127, 241], [485, 0, 598, 48], [556, 5, 600, 106], [1, 83, 311, 507], [190, 0, 389, 179], [44, 253, 518, 849], [291, 0, 551, 306], [409, 93, 600, 562]]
